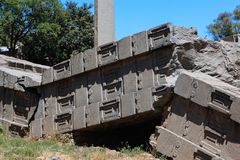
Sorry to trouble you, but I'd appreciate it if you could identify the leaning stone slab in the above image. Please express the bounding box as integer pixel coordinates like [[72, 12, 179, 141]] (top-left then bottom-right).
[[0, 54, 49, 88], [153, 126, 225, 160], [3, 72, 19, 90], [0, 68, 42, 89], [0, 54, 49, 74], [175, 71, 240, 123]]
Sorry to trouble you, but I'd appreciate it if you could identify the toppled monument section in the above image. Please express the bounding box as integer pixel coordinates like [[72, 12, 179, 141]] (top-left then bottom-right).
[[0, 23, 240, 159], [150, 71, 240, 160], [0, 54, 49, 136]]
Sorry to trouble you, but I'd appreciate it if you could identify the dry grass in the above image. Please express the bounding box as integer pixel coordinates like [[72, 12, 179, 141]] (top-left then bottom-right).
[[0, 126, 165, 160], [36, 147, 159, 160]]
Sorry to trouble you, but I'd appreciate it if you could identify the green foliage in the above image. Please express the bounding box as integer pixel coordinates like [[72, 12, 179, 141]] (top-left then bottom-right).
[[0, 0, 62, 54], [234, 6, 240, 20], [58, 2, 94, 56], [119, 145, 145, 157], [0, 0, 94, 65], [0, 132, 159, 160], [22, 22, 63, 65], [208, 5, 240, 40]]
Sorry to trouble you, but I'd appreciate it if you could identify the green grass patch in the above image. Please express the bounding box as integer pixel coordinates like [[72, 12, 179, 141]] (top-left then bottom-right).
[[119, 145, 145, 157], [0, 125, 77, 160], [0, 125, 167, 160]]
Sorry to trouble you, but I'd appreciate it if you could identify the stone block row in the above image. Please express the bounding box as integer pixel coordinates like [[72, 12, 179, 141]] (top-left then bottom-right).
[[38, 47, 174, 136], [42, 23, 173, 85], [40, 84, 172, 135]]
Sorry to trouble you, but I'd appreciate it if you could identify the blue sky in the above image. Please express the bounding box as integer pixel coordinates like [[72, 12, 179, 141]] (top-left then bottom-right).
[[61, 0, 239, 40]]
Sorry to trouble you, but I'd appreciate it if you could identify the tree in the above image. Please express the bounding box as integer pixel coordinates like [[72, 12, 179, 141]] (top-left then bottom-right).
[[0, 0, 94, 65], [58, 2, 94, 57], [0, 0, 63, 56], [208, 5, 240, 40], [20, 0, 67, 65], [233, 6, 240, 34], [22, 2, 94, 65], [22, 22, 62, 65]]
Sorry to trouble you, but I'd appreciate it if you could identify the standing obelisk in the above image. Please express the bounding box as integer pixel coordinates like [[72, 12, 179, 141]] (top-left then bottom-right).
[[94, 0, 115, 47]]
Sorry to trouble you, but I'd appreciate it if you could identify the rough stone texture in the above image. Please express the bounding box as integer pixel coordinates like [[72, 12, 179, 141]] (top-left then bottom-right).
[[39, 24, 240, 160], [151, 71, 240, 160], [0, 54, 49, 73], [0, 54, 49, 136], [0, 54, 49, 88], [70, 53, 84, 76], [1, 23, 240, 160], [171, 26, 240, 87], [118, 36, 132, 60]]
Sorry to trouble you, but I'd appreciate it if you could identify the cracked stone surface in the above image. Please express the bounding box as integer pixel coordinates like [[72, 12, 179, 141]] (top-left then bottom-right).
[[169, 26, 240, 87], [0, 54, 50, 88]]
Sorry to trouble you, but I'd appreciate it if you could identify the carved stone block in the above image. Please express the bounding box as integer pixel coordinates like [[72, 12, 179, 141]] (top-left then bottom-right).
[[74, 75, 88, 107], [71, 53, 84, 76], [122, 59, 137, 94], [86, 102, 100, 127], [136, 55, 154, 90], [121, 93, 136, 118], [83, 48, 98, 71], [100, 98, 121, 123], [132, 31, 149, 55], [73, 106, 86, 130], [118, 36, 133, 60], [98, 42, 118, 66], [87, 70, 102, 104], [102, 64, 122, 101], [30, 118, 43, 139], [148, 23, 173, 50], [42, 67, 53, 85], [54, 111, 73, 133], [53, 60, 71, 81], [136, 88, 154, 113], [43, 116, 55, 135]]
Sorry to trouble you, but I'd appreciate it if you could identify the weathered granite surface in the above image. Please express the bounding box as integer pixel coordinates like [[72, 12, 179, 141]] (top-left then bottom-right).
[[0, 54, 49, 135], [171, 26, 240, 87], [0, 23, 240, 160], [0, 54, 50, 88]]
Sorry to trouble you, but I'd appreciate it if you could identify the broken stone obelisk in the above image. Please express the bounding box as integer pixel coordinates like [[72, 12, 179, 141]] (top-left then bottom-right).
[[94, 0, 115, 47]]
